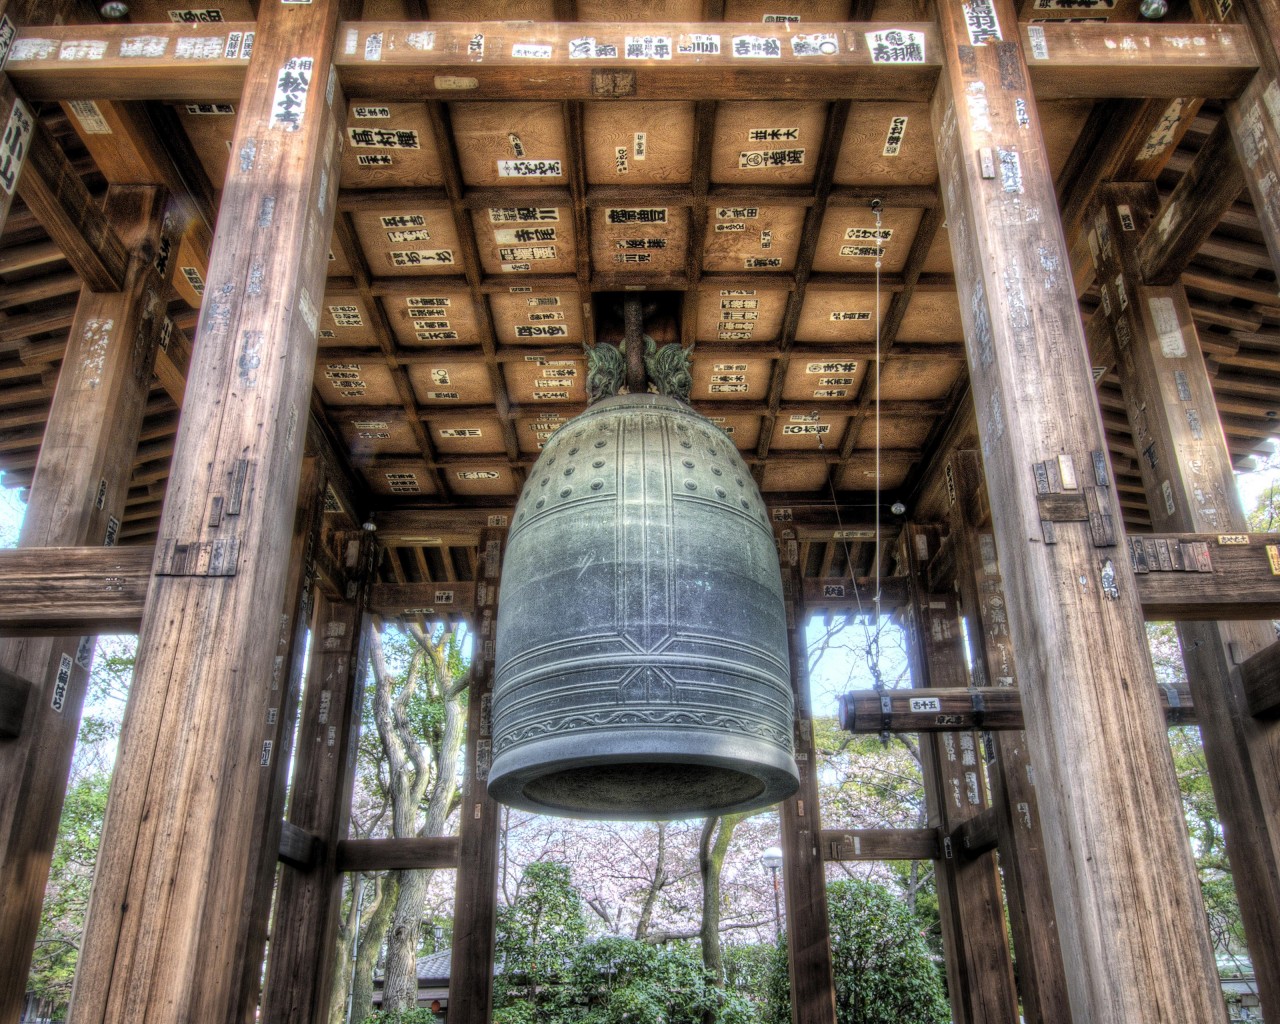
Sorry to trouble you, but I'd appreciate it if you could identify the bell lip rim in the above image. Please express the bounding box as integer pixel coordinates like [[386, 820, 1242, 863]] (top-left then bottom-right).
[[486, 734, 800, 821]]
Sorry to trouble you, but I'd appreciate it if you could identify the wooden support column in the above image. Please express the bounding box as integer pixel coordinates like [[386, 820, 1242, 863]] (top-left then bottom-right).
[[448, 526, 505, 1024], [68, 4, 345, 1022], [231, 456, 329, 1024], [947, 452, 1072, 1024], [774, 523, 837, 1024], [931, 3, 1226, 1021], [1091, 180, 1280, 1018], [0, 185, 169, 1024], [901, 524, 1019, 1024], [259, 531, 375, 1024]]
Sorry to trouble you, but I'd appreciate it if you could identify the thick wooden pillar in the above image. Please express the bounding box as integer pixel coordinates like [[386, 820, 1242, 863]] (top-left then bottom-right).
[[774, 522, 837, 1024], [68, 4, 344, 1022], [901, 524, 1019, 1024], [947, 452, 1072, 1024], [1092, 180, 1280, 1017], [0, 185, 169, 1024], [259, 532, 375, 1024], [931, 3, 1226, 1021], [231, 456, 329, 1024], [448, 526, 505, 1024]]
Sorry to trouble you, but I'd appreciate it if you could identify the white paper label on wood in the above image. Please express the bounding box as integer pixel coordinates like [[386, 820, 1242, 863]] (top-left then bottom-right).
[[791, 33, 837, 56], [910, 697, 942, 712], [185, 103, 235, 115], [0, 16, 15, 69], [625, 36, 673, 59], [839, 245, 883, 258], [883, 116, 908, 155], [271, 57, 313, 132], [830, 311, 870, 321], [348, 127, 418, 148], [498, 159, 563, 177], [495, 227, 556, 244], [1027, 25, 1049, 60], [175, 36, 225, 60], [738, 149, 804, 168], [516, 325, 568, 337], [717, 206, 758, 219], [120, 35, 169, 58], [808, 361, 857, 373], [0, 99, 33, 195], [440, 428, 482, 438], [353, 105, 391, 119], [68, 99, 112, 134], [677, 34, 721, 55], [710, 382, 749, 393], [865, 30, 926, 63], [962, 2, 1002, 45], [744, 257, 781, 268], [733, 36, 782, 58], [9, 38, 58, 62], [490, 207, 559, 223], [364, 32, 383, 61], [59, 39, 107, 61], [1149, 296, 1186, 357], [569, 37, 619, 59], [783, 423, 830, 435], [390, 249, 455, 267], [512, 43, 553, 58], [606, 208, 667, 224], [50, 654, 73, 713], [386, 472, 420, 493]]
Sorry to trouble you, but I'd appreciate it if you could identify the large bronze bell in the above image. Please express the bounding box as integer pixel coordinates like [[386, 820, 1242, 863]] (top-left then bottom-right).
[[489, 391, 799, 819]]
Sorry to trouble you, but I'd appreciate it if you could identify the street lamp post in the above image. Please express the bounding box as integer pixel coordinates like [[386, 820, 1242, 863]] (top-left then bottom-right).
[[761, 846, 784, 940]]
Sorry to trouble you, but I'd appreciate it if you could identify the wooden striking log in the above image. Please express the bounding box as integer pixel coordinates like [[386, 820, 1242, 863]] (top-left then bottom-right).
[[1094, 179, 1280, 1018], [0, 186, 168, 1024], [838, 682, 1196, 733], [448, 528, 505, 1024], [774, 525, 838, 1024], [260, 548, 375, 1024], [0, 666, 30, 739], [933, 4, 1226, 1020], [1, 20, 1258, 103], [1238, 639, 1280, 718], [335, 837, 462, 873], [902, 526, 1019, 1024], [69, 5, 345, 1022], [820, 829, 939, 862]]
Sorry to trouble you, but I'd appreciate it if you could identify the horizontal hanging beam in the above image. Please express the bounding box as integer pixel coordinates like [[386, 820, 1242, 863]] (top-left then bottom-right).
[[335, 837, 461, 873], [369, 582, 477, 619], [3, 21, 1256, 104], [820, 828, 939, 862]]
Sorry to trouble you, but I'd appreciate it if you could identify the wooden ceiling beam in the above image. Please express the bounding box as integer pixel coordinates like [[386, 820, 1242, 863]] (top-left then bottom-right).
[[3, 22, 1256, 103]]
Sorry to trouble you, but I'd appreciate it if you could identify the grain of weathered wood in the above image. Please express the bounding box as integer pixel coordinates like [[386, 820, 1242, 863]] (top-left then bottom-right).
[[277, 821, 321, 872], [945, 451, 1075, 1024], [0, 185, 167, 1024], [1136, 118, 1245, 285], [819, 828, 939, 862], [448, 527, 504, 1024], [0, 545, 151, 635], [68, 5, 345, 1022], [336, 836, 462, 873], [1093, 181, 1280, 1019], [774, 525, 837, 1024], [231, 457, 329, 1024], [902, 525, 1019, 1024], [933, 5, 1226, 1020], [259, 545, 375, 1024]]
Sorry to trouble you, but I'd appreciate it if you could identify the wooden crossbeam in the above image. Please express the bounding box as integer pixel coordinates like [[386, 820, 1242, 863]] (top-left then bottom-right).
[[3, 21, 1256, 104], [820, 828, 939, 862], [951, 808, 999, 861], [1239, 639, 1280, 719], [335, 836, 461, 873], [0, 546, 151, 636], [838, 683, 1196, 733], [6, 531, 1280, 635], [278, 821, 322, 872]]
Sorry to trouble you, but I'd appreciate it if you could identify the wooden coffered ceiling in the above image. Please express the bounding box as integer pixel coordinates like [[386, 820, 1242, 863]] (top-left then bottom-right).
[[0, 0, 1277, 594]]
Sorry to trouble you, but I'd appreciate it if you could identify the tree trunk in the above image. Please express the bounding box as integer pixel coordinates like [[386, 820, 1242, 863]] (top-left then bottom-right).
[[383, 868, 434, 1010], [347, 876, 396, 1023], [698, 813, 745, 982], [633, 822, 667, 940]]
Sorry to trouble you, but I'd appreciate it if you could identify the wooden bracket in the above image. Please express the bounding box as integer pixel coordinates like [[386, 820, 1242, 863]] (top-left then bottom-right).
[[951, 807, 1000, 861], [0, 667, 32, 739], [277, 821, 322, 872], [1033, 453, 1116, 546], [154, 537, 240, 577]]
